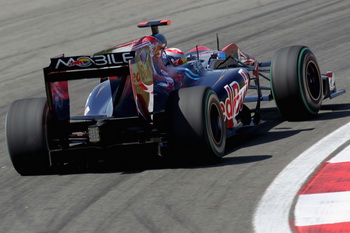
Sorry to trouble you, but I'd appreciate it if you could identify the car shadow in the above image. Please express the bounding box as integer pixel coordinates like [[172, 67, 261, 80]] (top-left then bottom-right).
[[53, 153, 273, 175], [318, 103, 350, 121]]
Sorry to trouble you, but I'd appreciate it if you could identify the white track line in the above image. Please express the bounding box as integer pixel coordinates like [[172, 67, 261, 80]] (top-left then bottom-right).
[[253, 121, 350, 233], [328, 144, 350, 163], [295, 191, 350, 226]]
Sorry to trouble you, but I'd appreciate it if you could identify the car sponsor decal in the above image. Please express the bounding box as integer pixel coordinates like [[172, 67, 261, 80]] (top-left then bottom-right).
[[130, 47, 154, 121], [220, 69, 249, 128], [51, 52, 135, 70], [50, 81, 70, 120], [68, 57, 93, 67]]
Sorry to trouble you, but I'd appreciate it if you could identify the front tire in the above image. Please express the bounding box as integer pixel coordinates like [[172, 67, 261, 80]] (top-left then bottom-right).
[[271, 46, 323, 120], [167, 86, 226, 163], [6, 98, 51, 175]]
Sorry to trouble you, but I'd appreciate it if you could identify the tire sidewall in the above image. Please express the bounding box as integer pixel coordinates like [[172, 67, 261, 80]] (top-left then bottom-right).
[[298, 48, 323, 115], [6, 98, 51, 175], [271, 46, 323, 120], [204, 90, 226, 158], [167, 86, 226, 161]]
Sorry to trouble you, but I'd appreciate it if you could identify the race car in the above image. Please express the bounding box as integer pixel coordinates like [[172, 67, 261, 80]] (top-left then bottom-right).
[[6, 20, 345, 175]]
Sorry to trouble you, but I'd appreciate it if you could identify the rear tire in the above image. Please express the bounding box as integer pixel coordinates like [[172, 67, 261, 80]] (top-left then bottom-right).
[[6, 98, 51, 175], [167, 86, 226, 163], [271, 46, 323, 120]]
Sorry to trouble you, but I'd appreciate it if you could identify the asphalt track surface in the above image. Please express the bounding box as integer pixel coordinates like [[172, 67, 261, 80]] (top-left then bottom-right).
[[1, 0, 350, 232]]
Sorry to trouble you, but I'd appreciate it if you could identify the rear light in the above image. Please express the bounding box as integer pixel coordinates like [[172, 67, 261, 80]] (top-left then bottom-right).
[[88, 126, 100, 143]]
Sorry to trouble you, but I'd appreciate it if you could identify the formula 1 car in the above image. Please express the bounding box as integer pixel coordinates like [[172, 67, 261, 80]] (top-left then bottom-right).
[[6, 20, 345, 175]]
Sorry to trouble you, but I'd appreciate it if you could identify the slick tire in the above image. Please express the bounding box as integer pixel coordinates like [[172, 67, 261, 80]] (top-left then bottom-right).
[[6, 98, 51, 175], [167, 86, 226, 163], [271, 46, 323, 121]]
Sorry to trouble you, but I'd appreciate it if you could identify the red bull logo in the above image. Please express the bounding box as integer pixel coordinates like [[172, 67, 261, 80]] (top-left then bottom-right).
[[220, 69, 249, 128], [69, 57, 93, 67]]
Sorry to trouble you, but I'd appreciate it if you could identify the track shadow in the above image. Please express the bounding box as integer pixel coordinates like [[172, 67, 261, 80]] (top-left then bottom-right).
[[224, 103, 350, 154], [53, 146, 165, 175], [225, 126, 314, 155], [318, 103, 350, 121], [261, 103, 350, 122], [321, 103, 350, 111], [213, 155, 272, 166], [53, 153, 273, 175]]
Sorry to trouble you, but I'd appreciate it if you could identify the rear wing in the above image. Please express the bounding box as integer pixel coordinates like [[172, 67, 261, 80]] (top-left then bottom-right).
[[43, 52, 135, 81], [43, 52, 135, 120]]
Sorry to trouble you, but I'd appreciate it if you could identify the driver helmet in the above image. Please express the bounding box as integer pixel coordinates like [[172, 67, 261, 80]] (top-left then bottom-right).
[[165, 48, 187, 66]]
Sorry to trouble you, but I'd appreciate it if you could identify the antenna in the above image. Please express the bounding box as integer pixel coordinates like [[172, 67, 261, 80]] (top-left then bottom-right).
[[216, 33, 220, 50]]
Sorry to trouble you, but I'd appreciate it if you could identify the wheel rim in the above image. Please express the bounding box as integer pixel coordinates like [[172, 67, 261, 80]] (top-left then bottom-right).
[[305, 60, 321, 100], [209, 102, 223, 144]]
